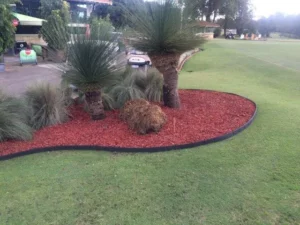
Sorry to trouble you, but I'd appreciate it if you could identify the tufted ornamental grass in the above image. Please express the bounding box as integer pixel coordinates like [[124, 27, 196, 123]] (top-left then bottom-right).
[[0, 91, 33, 142], [24, 83, 69, 130]]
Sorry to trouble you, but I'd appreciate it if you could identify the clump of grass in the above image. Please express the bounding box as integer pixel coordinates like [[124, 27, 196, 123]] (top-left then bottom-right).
[[144, 68, 163, 102], [110, 68, 146, 109], [24, 83, 69, 130], [0, 91, 33, 142], [110, 67, 163, 108]]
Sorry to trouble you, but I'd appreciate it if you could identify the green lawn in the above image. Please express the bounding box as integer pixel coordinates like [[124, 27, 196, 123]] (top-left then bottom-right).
[[1, 40, 300, 225]]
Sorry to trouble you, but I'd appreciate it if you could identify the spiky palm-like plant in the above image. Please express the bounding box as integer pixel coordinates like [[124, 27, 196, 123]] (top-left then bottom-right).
[[64, 34, 120, 120], [124, 0, 205, 108]]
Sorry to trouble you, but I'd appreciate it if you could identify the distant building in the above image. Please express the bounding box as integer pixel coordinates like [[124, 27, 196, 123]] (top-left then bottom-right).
[[194, 21, 220, 40], [15, 0, 112, 20]]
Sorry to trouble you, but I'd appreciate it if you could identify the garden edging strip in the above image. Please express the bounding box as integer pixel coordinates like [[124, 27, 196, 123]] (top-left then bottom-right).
[[0, 90, 257, 161]]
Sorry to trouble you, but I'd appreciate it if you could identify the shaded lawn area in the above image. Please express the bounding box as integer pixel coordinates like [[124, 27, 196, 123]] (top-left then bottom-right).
[[1, 40, 300, 225]]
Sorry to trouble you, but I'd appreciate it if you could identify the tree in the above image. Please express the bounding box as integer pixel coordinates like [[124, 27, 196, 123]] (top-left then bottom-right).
[[234, 0, 252, 35], [183, 0, 222, 22], [124, 0, 205, 108], [219, 0, 238, 36], [40, 0, 70, 50], [90, 17, 114, 41], [40, 10, 69, 50], [93, 0, 143, 29], [63, 34, 120, 120], [0, 0, 18, 58], [39, 0, 63, 19]]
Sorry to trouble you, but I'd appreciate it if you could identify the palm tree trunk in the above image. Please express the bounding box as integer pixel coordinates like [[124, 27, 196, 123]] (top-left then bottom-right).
[[150, 53, 181, 108], [85, 90, 106, 120]]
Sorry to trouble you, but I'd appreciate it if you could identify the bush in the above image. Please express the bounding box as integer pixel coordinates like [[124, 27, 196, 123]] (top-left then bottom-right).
[[0, 92, 33, 142], [90, 16, 114, 41], [214, 27, 222, 38], [110, 69, 146, 109], [24, 83, 69, 130], [61, 66, 163, 110], [120, 99, 167, 135], [40, 10, 69, 50], [110, 67, 163, 108], [144, 68, 163, 102]]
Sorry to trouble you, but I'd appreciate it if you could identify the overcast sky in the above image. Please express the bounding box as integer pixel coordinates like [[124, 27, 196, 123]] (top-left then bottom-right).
[[253, 0, 300, 18]]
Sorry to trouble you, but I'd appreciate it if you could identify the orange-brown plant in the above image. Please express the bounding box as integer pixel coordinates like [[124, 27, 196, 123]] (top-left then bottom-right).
[[120, 99, 167, 135]]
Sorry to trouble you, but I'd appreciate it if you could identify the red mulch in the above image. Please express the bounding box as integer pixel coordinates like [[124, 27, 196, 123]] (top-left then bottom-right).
[[0, 90, 256, 156]]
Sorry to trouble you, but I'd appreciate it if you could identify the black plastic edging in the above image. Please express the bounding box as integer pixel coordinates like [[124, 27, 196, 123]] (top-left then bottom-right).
[[0, 90, 257, 161]]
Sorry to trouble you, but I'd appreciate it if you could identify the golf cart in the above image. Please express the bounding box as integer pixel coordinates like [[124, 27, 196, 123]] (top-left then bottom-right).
[[226, 33, 235, 39], [127, 49, 152, 71]]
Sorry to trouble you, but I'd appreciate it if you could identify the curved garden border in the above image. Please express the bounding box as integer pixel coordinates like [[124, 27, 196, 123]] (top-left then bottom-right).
[[0, 90, 257, 161]]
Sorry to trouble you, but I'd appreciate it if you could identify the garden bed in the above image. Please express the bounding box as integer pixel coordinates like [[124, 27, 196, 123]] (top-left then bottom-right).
[[0, 90, 256, 159]]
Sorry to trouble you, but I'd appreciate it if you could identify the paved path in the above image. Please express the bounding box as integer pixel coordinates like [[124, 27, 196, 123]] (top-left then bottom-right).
[[0, 52, 128, 96], [0, 64, 61, 96]]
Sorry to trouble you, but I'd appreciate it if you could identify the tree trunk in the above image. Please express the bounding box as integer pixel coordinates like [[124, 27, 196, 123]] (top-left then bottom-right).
[[85, 90, 106, 120], [213, 11, 217, 23], [150, 53, 181, 108], [224, 14, 228, 38], [206, 14, 212, 22]]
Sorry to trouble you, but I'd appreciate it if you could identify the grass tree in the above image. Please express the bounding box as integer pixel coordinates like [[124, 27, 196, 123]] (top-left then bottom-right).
[[41, 14, 121, 120], [124, 0, 205, 108], [64, 35, 120, 120]]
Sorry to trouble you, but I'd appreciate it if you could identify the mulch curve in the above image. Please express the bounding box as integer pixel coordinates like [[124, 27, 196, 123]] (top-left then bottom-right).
[[0, 90, 257, 160]]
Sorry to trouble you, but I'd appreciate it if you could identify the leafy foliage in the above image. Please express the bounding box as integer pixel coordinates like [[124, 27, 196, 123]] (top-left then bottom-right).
[[0, 4, 16, 55], [93, 0, 143, 29], [90, 17, 114, 41], [40, 10, 70, 50], [257, 13, 300, 39], [39, 0, 67, 19], [24, 83, 69, 130], [124, 0, 205, 54], [0, 92, 33, 142], [0, 0, 20, 4], [214, 27, 221, 37]]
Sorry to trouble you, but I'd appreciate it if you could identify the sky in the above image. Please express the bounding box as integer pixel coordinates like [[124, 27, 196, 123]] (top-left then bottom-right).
[[253, 0, 300, 19]]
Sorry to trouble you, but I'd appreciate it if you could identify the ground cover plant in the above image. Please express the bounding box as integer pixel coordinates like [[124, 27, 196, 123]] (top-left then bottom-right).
[[120, 99, 167, 134], [0, 92, 33, 142], [1, 40, 300, 225], [24, 83, 69, 130]]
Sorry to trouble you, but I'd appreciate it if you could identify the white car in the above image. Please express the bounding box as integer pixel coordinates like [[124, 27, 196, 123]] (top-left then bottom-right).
[[127, 50, 152, 66]]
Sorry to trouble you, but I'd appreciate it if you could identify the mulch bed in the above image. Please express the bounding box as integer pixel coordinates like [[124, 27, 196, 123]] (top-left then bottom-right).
[[0, 90, 256, 157]]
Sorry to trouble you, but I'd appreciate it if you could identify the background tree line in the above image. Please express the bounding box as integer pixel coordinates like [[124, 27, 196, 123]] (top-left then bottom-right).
[[257, 13, 300, 38]]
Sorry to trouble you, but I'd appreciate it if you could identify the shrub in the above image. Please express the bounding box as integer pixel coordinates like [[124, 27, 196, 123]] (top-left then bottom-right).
[[90, 17, 114, 41], [144, 68, 163, 102], [110, 67, 163, 108], [24, 83, 69, 130], [110, 69, 146, 108], [120, 99, 167, 135], [0, 92, 33, 142], [214, 27, 222, 38]]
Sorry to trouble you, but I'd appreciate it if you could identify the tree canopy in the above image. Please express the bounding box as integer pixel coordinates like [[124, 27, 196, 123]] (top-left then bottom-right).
[[257, 13, 300, 38], [0, 0, 18, 55], [183, 0, 253, 35]]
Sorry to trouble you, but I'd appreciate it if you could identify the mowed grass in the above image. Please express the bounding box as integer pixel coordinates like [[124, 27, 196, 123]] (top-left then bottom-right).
[[1, 40, 300, 225]]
